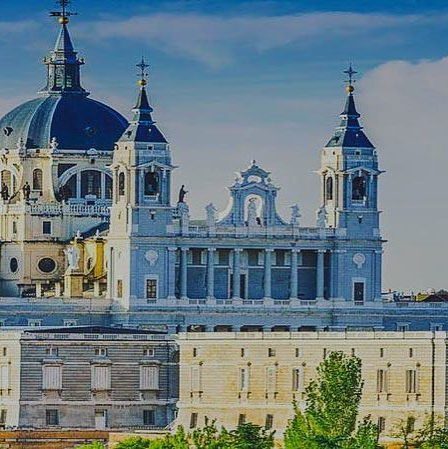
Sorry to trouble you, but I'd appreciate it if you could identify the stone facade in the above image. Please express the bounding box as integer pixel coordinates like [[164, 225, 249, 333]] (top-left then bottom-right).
[[176, 331, 447, 439], [0, 327, 178, 430]]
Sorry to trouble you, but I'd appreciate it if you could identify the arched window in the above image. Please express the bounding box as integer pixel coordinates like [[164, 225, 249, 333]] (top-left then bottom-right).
[[326, 177, 333, 201], [60, 174, 76, 200], [352, 175, 366, 200], [144, 171, 159, 196], [81, 170, 101, 198], [105, 175, 112, 200], [33, 169, 43, 191], [118, 172, 125, 196]]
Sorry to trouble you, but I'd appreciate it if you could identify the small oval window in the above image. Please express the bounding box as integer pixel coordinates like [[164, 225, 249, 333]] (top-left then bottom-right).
[[10, 257, 18, 273], [3, 127, 13, 136], [38, 258, 56, 273]]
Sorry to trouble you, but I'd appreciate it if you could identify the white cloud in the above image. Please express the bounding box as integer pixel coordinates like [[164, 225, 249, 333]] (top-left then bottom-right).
[[359, 57, 448, 291], [81, 12, 446, 67]]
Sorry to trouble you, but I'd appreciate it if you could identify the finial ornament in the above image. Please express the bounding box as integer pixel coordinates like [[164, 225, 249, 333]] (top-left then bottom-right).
[[50, 0, 77, 24], [136, 57, 150, 87], [344, 64, 357, 94]]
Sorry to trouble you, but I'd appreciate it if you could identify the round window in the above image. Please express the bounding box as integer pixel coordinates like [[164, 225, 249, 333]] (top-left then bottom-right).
[[9, 257, 18, 273], [38, 257, 56, 273]]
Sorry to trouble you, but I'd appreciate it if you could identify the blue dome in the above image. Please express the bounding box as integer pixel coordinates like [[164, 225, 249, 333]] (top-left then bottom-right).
[[0, 94, 128, 151]]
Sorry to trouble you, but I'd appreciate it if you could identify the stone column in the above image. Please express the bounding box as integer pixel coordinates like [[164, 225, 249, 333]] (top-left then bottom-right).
[[93, 280, 101, 297], [207, 248, 216, 299], [54, 282, 62, 298], [232, 249, 242, 299], [180, 247, 189, 300], [316, 249, 325, 300], [167, 247, 177, 299], [374, 250, 383, 301], [36, 282, 42, 298], [290, 249, 299, 299], [264, 248, 273, 299]]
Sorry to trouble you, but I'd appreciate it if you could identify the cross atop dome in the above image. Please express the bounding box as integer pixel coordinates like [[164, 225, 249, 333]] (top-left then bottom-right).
[[137, 58, 150, 87], [40, 0, 87, 95]]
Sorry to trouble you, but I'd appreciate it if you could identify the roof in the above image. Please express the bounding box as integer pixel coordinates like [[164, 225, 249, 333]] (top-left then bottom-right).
[[0, 95, 128, 151], [24, 326, 166, 335], [325, 93, 374, 149], [119, 86, 167, 144]]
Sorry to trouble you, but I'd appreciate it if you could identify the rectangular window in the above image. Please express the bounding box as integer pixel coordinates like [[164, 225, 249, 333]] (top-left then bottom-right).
[[42, 365, 62, 391], [0, 409, 6, 426], [2, 348, 6, 356], [295, 348, 301, 358], [143, 409, 155, 426], [12, 221, 17, 235], [91, 365, 111, 391], [0, 365, 9, 390], [191, 249, 203, 265], [218, 250, 230, 265], [190, 413, 198, 429], [239, 367, 249, 391], [146, 279, 158, 299], [95, 348, 108, 357], [266, 366, 277, 393], [378, 416, 386, 433], [140, 365, 160, 390], [238, 414, 246, 426], [42, 221, 52, 235], [380, 348, 384, 358], [63, 319, 77, 327], [144, 347, 155, 357], [46, 409, 59, 426], [275, 250, 286, 266], [407, 416, 415, 433], [265, 414, 274, 430], [268, 348, 276, 357], [46, 346, 58, 357], [116, 280, 123, 298], [247, 250, 259, 266], [397, 323, 409, 332], [191, 366, 202, 392], [292, 368, 301, 391], [28, 319, 42, 327], [240, 348, 245, 357], [377, 369, 388, 394], [406, 370, 418, 394], [353, 282, 365, 303]]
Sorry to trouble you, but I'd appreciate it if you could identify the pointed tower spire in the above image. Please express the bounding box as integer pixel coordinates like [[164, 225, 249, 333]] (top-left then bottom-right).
[[132, 58, 154, 123], [119, 58, 167, 143], [40, 0, 88, 95], [325, 64, 373, 149]]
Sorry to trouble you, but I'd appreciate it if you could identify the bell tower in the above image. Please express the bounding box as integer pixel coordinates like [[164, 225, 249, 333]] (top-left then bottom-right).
[[319, 65, 382, 239], [107, 59, 175, 309]]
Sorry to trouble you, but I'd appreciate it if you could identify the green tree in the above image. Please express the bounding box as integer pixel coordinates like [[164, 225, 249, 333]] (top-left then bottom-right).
[[284, 351, 380, 449], [221, 423, 274, 449], [75, 443, 106, 449], [115, 437, 154, 449]]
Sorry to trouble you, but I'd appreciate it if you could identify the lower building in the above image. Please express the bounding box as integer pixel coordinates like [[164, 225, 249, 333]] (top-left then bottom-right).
[[176, 331, 446, 439], [0, 327, 179, 430]]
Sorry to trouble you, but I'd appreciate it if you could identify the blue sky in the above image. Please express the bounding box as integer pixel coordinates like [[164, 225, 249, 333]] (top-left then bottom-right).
[[1, 0, 448, 292]]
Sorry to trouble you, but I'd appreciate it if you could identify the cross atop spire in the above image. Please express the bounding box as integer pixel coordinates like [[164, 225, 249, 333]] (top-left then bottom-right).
[[136, 58, 150, 87], [50, 0, 77, 25], [344, 64, 357, 93]]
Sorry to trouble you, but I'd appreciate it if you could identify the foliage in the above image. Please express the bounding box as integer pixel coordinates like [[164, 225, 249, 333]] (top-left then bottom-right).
[[284, 351, 380, 449], [107, 422, 274, 449], [75, 443, 106, 449], [221, 422, 275, 449]]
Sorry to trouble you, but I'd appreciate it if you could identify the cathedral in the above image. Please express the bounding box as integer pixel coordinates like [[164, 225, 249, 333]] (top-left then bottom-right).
[[1, 1, 427, 334]]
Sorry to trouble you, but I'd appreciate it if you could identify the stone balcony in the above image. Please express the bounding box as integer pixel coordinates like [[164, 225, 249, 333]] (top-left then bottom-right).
[[0, 202, 110, 218]]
